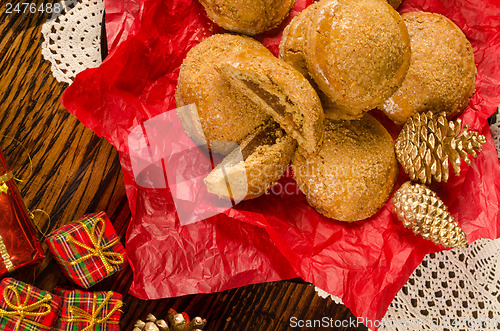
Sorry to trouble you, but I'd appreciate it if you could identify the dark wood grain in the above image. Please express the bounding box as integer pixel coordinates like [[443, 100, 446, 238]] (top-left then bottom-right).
[[0, 2, 368, 330]]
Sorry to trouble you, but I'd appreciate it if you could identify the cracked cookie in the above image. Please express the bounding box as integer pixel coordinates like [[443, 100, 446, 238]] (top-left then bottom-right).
[[216, 47, 324, 155], [176, 34, 271, 155], [204, 121, 296, 200]]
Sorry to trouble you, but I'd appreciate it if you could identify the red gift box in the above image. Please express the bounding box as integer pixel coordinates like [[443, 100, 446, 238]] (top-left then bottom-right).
[[46, 212, 126, 288], [0, 278, 62, 331], [53, 289, 122, 331], [0, 150, 44, 276], [61, 0, 500, 327]]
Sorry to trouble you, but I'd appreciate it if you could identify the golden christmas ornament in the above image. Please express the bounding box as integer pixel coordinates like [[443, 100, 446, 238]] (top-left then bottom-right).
[[395, 111, 486, 184], [392, 181, 468, 249], [133, 310, 207, 331]]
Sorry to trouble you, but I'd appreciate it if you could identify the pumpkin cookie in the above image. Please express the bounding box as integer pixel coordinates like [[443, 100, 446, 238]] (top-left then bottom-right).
[[199, 0, 295, 35], [382, 12, 476, 125], [292, 114, 398, 222], [304, 0, 410, 118]]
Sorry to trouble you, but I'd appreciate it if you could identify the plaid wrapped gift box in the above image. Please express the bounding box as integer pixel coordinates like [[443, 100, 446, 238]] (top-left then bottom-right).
[[53, 289, 123, 331], [0, 278, 62, 331], [46, 212, 126, 288]]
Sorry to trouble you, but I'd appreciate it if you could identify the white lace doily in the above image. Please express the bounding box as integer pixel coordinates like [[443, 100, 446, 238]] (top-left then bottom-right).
[[315, 239, 500, 331], [382, 238, 500, 330], [41, 5, 500, 330], [41, 0, 104, 84], [315, 287, 345, 305]]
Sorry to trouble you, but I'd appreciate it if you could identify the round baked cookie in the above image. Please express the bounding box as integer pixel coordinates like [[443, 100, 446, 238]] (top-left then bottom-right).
[[381, 12, 476, 125], [304, 0, 410, 118], [292, 114, 398, 222], [176, 34, 271, 155], [199, 0, 295, 35]]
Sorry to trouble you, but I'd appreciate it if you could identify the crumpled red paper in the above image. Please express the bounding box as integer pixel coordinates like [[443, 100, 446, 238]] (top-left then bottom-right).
[[61, 0, 500, 326]]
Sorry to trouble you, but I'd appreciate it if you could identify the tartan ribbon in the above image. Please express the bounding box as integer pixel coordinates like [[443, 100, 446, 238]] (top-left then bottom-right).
[[66, 217, 124, 275], [0, 171, 13, 194], [62, 291, 122, 331], [0, 285, 52, 331]]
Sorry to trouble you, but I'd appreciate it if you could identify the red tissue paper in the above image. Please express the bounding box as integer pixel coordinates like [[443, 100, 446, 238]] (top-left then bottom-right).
[[61, 0, 500, 327]]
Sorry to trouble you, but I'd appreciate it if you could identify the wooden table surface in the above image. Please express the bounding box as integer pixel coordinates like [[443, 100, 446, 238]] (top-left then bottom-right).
[[0, 2, 368, 330]]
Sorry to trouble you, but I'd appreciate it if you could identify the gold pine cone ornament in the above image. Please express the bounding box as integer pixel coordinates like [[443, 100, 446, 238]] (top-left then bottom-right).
[[392, 181, 468, 249], [396, 111, 486, 184]]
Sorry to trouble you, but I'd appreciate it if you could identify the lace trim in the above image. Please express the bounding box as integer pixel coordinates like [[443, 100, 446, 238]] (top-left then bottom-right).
[[41, 0, 104, 84]]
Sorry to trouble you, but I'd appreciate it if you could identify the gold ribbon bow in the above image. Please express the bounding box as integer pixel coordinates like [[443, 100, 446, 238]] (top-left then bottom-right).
[[0, 285, 52, 331], [63, 291, 122, 331], [0, 171, 13, 195], [0, 235, 14, 272], [67, 217, 124, 275]]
